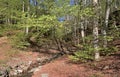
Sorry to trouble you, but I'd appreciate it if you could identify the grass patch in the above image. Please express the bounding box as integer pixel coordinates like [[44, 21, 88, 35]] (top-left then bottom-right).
[[5, 50, 20, 57], [0, 50, 21, 67], [90, 73, 103, 77]]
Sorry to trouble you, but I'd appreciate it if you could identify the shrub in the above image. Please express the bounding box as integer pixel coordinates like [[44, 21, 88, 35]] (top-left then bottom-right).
[[69, 44, 94, 62], [10, 32, 30, 50], [100, 46, 118, 56]]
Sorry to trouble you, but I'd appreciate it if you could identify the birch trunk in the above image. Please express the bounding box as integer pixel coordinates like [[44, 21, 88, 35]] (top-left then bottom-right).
[[25, 1, 30, 35], [93, 0, 100, 61], [22, 1, 25, 12], [81, 22, 85, 43], [25, 28, 29, 35], [73, 18, 77, 45], [103, 0, 111, 47]]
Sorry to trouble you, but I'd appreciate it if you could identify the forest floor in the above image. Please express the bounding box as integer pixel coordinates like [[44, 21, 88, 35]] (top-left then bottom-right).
[[32, 53, 120, 77], [0, 36, 120, 77], [0, 36, 40, 70]]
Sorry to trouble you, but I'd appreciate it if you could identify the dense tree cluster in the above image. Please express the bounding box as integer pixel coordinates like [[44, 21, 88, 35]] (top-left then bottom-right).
[[0, 0, 120, 61]]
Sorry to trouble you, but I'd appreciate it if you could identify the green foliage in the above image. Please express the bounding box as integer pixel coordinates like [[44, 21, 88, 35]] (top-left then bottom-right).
[[100, 46, 118, 56], [90, 74, 102, 77], [52, 0, 70, 16], [0, 26, 5, 37], [0, 0, 120, 62], [5, 50, 20, 57], [108, 24, 120, 39], [10, 32, 30, 49], [36, 15, 56, 28], [54, 24, 65, 38], [0, 25, 20, 37], [69, 44, 94, 62], [99, 34, 118, 56], [71, 7, 94, 18], [106, 36, 114, 42], [69, 44, 118, 62]]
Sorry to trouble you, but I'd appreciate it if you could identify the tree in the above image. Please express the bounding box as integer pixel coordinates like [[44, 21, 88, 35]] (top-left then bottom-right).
[[103, 0, 111, 47], [93, 0, 100, 61], [0, 0, 119, 61]]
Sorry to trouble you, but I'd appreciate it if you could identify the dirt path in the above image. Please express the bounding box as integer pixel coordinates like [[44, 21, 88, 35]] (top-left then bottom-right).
[[0, 37, 11, 64], [32, 54, 120, 77], [32, 56, 97, 77], [0, 37, 40, 75], [0, 36, 61, 77]]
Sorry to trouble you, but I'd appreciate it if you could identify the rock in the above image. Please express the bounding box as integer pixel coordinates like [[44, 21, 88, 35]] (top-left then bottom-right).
[[28, 66, 42, 73], [103, 66, 109, 70], [28, 61, 32, 65], [9, 64, 26, 76], [0, 71, 3, 76], [13, 70, 17, 75], [41, 74, 48, 77], [37, 58, 41, 62], [2, 70, 9, 77], [17, 69, 23, 73], [12, 69, 23, 75]]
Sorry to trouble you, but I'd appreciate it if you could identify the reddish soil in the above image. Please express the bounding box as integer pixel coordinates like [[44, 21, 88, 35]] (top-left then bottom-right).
[[32, 54, 120, 77], [0, 37, 40, 70], [0, 37, 9, 61], [0, 37, 120, 77], [32, 40, 120, 77], [32, 56, 97, 77]]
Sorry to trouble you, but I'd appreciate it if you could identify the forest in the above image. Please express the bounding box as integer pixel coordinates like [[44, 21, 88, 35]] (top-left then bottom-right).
[[0, 0, 120, 77]]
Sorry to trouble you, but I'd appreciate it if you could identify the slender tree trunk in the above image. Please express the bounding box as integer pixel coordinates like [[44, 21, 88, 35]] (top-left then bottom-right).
[[7, 18, 10, 25], [83, 0, 87, 6], [22, 1, 25, 12], [76, 18, 80, 45], [74, 18, 77, 45], [103, 0, 111, 47], [53, 26, 65, 54], [25, 26, 29, 35], [80, 1, 86, 44], [26, 1, 30, 35], [93, 21, 99, 60], [81, 22, 85, 43], [93, 0, 100, 61]]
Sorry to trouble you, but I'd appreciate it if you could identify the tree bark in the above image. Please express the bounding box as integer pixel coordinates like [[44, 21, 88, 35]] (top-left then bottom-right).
[[25, 0, 30, 35], [22, 1, 25, 12], [93, 0, 100, 61], [103, 0, 111, 47], [81, 22, 85, 43], [74, 18, 77, 45]]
